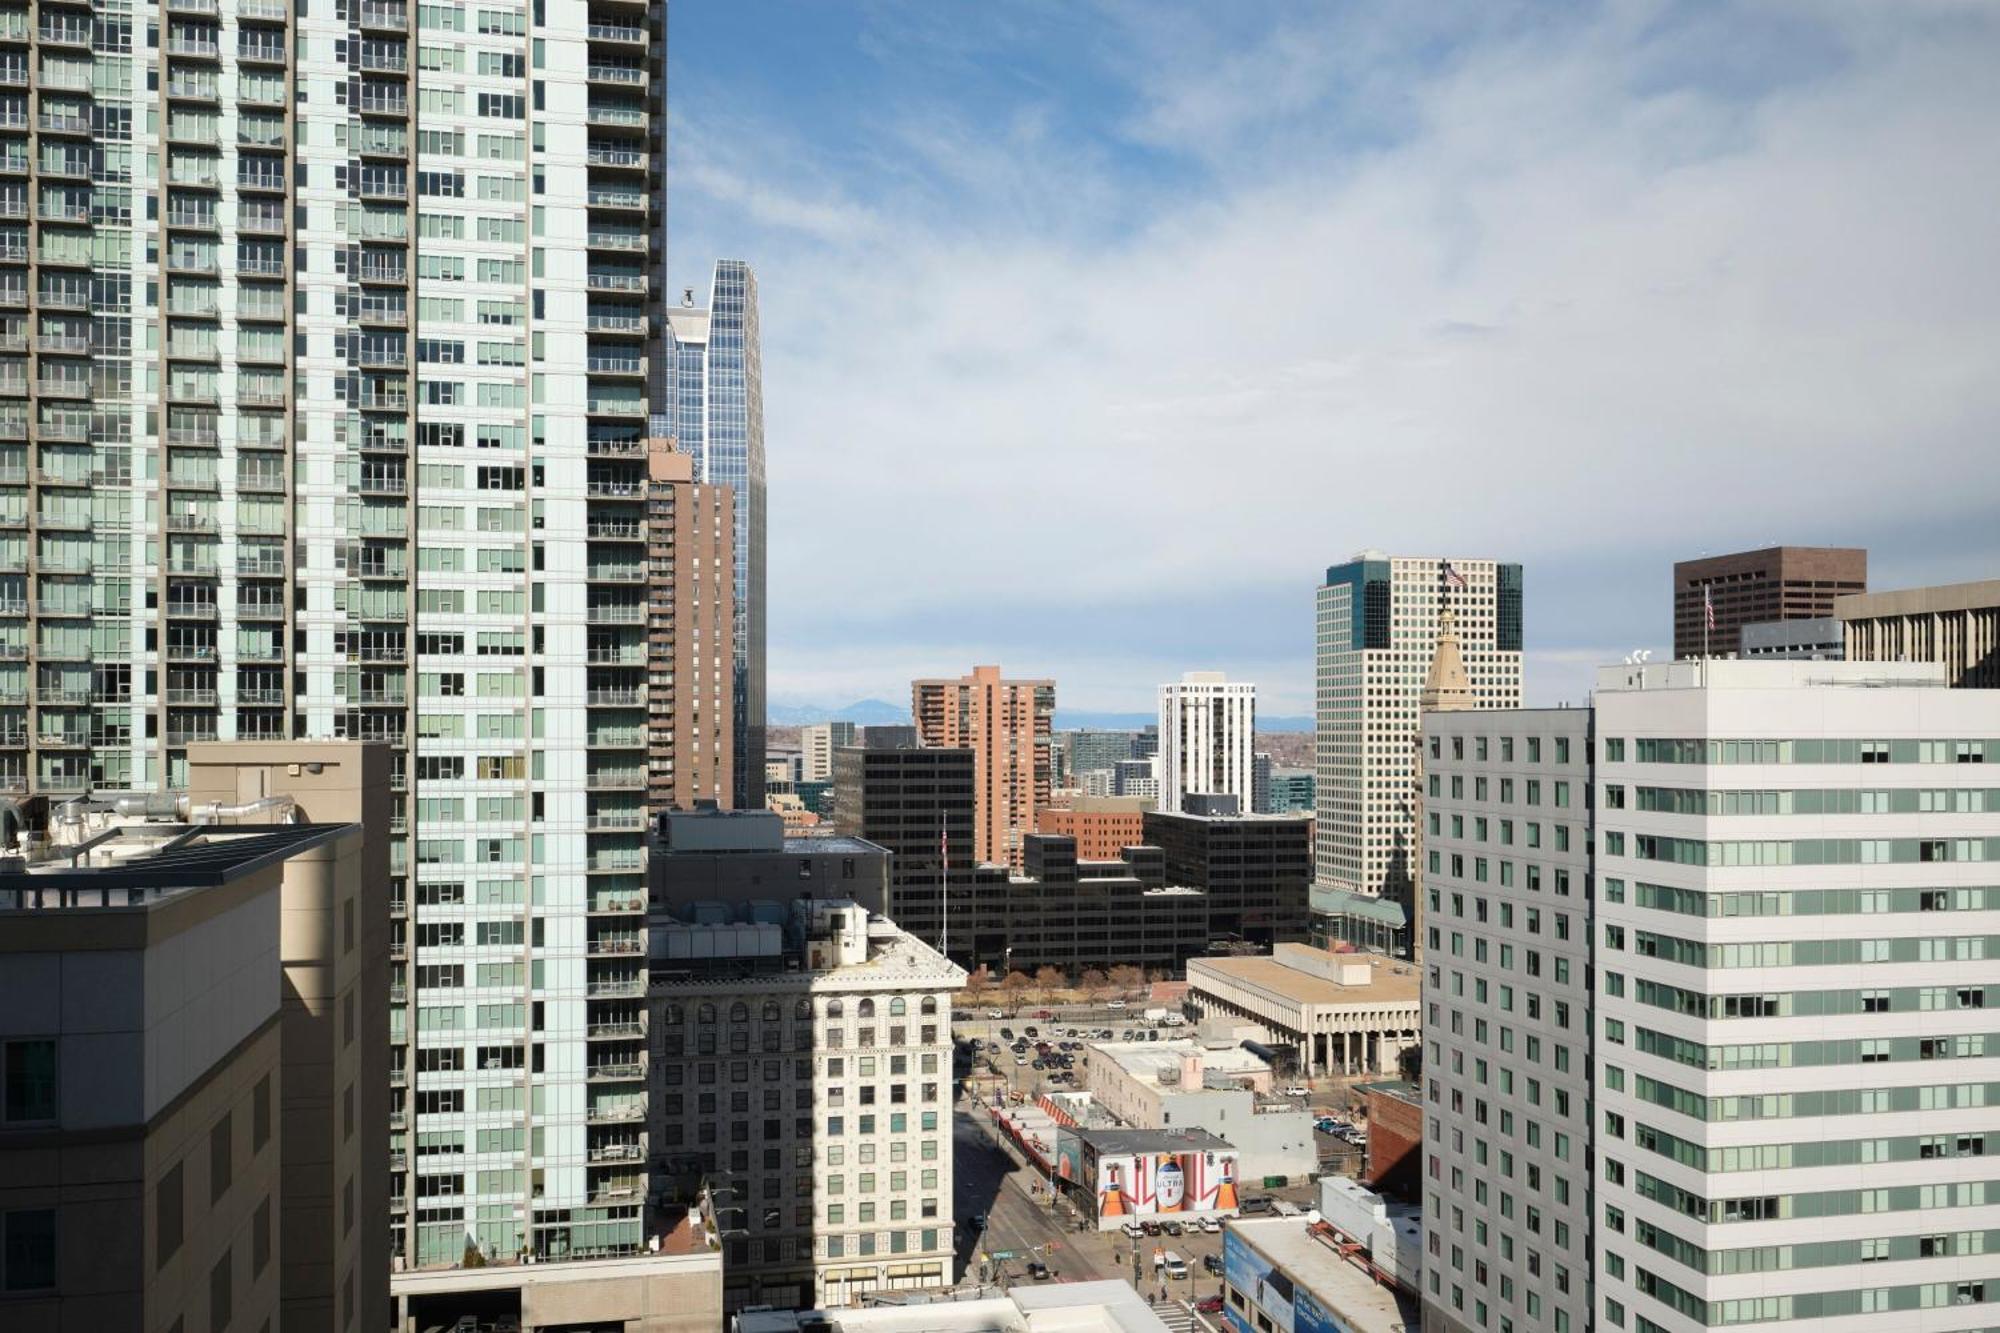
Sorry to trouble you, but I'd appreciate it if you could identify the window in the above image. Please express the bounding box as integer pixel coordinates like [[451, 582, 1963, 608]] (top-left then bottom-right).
[[2, 1039, 55, 1123], [210, 1248, 231, 1333], [158, 1163, 184, 1269], [210, 1112, 232, 1203], [253, 1076, 270, 1152], [2, 1209, 55, 1292]]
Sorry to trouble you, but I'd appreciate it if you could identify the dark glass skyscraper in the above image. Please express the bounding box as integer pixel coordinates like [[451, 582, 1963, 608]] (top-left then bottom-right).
[[667, 260, 765, 806]]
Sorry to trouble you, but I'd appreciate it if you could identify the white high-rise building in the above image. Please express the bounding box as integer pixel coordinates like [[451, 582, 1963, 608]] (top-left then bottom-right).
[[1158, 672, 1256, 814], [1315, 553, 1523, 953], [801, 721, 857, 783], [1593, 659, 2000, 1333]]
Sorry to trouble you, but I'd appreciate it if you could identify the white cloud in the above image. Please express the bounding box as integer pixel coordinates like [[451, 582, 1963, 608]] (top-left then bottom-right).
[[675, 4, 2000, 711]]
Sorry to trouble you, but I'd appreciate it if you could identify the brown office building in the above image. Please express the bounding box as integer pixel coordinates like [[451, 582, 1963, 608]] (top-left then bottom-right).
[[1035, 797, 1150, 862], [646, 441, 736, 812], [0, 740, 391, 1333], [1672, 545, 1867, 659], [911, 665, 1054, 870], [1839, 578, 2000, 688]]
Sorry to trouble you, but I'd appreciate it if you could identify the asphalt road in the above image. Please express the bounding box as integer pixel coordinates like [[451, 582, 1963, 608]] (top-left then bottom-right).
[[952, 1104, 1104, 1287]]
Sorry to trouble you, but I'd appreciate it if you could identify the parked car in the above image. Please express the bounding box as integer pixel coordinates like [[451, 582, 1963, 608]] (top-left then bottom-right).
[[1141, 1219, 1163, 1235], [1034, 1009, 1054, 1020], [1027, 1261, 1050, 1281], [1122, 1221, 1145, 1239], [987, 1009, 1004, 1019], [1024, 1026, 1039, 1038], [1015, 1056, 1028, 1066], [1106, 1000, 1127, 1009], [1196, 1294, 1225, 1314], [1162, 1219, 1184, 1236], [999, 1027, 1014, 1040], [1281, 1084, 1310, 1097], [1146, 1030, 1160, 1041], [1204, 1252, 1225, 1274], [1199, 1216, 1221, 1234], [1240, 1196, 1274, 1215]]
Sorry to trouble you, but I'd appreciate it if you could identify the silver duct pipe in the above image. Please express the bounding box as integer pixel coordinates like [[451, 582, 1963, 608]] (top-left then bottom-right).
[[190, 795, 298, 825]]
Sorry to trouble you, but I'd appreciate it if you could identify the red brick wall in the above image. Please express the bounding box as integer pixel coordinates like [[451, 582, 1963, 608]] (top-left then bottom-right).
[[1363, 1088, 1422, 1194]]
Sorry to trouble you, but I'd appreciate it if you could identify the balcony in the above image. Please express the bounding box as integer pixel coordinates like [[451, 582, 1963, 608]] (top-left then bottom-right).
[[589, 768, 645, 790], [584, 1103, 645, 1125], [586, 187, 647, 214], [587, 21, 645, 45], [586, 63, 647, 88], [589, 893, 646, 916], [587, 145, 647, 172], [587, 1057, 644, 1079], [585, 478, 642, 499], [359, 0, 406, 30], [586, 271, 646, 295], [587, 609, 648, 633]]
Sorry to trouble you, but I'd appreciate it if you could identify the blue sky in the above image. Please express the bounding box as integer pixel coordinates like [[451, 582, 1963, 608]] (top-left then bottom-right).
[[668, 1, 2000, 716]]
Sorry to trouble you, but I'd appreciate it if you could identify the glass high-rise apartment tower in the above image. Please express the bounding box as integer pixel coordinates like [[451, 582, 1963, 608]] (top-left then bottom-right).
[[0, 0, 665, 1269], [666, 259, 765, 809]]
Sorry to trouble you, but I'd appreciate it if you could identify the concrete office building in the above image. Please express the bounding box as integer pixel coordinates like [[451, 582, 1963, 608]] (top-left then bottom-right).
[[646, 442, 735, 813], [0, 742, 388, 1333], [1115, 757, 1159, 803], [800, 723, 857, 783], [1671, 545, 1866, 660], [1839, 577, 2000, 688], [831, 740, 977, 950], [1738, 616, 1844, 660], [1187, 945, 1421, 1078], [1143, 805, 1313, 947], [911, 666, 1054, 870], [1316, 554, 1523, 954], [1594, 658, 2000, 1333], [667, 262, 769, 810], [1225, 1218, 1421, 1333], [1078, 1039, 1315, 1182], [1065, 728, 1147, 783], [1035, 796, 1150, 862], [1158, 672, 1257, 814], [1418, 708, 1594, 1333], [650, 807, 888, 916], [650, 895, 963, 1311]]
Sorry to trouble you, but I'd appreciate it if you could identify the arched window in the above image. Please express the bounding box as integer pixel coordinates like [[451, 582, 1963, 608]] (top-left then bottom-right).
[[665, 1003, 685, 1025], [889, 997, 907, 1017], [762, 1001, 781, 1023], [826, 1000, 844, 1019], [920, 997, 938, 1015], [697, 1002, 717, 1024], [858, 999, 876, 1019], [795, 999, 813, 1020], [729, 1002, 749, 1023]]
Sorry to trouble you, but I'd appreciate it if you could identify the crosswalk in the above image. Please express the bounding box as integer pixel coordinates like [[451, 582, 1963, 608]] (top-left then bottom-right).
[[1148, 1299, 1218, 1333]]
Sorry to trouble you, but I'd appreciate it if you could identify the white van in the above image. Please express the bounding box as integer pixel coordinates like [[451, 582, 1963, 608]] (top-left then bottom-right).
[[1162, 1250, 1189, 1280]]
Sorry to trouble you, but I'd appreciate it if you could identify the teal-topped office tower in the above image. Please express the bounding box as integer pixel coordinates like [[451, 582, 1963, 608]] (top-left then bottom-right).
[[1314, 552, 1522, 953]]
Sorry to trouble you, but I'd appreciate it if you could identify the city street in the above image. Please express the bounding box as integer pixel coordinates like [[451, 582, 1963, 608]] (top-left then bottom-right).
[[952, 1105, 1103, 1286]]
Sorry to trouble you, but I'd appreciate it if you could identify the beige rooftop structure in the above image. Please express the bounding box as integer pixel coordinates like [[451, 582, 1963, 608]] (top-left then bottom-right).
[[1186, 944, 1421, 1078], [1225, 1217, 1420, 1333], [1838, 577, 2000, 688]]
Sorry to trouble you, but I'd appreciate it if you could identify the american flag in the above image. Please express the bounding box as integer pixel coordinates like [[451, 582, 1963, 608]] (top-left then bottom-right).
[[1704, 585, 1716, 632], [1441, 561, 1466, 590]]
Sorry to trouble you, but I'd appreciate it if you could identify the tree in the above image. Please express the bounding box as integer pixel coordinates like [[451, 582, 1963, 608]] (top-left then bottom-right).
[[1034, 966, 1066, 1000], [1079, 968, 1108, 995], [999, 970, 1032, 1007], [1107, 964, 1143, 994]]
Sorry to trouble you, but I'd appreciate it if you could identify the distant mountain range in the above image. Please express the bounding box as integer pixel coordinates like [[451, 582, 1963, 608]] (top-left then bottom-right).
[[767, 699, 1311, 733]]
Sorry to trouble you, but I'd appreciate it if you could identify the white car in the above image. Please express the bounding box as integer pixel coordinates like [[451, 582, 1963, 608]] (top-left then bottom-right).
[[1199, 1216, 1221, 1233], [988, 1010, 1005, 1019], [1282, 1085, 1310, 1097], [1106, 1000, 1127, 1009]]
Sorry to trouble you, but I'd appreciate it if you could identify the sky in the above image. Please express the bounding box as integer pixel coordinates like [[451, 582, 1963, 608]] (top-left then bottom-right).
[[666, 0, 2000, 717]]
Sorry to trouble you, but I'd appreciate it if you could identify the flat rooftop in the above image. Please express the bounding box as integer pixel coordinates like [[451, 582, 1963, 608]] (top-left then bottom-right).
[[0, 822, 354, 909], [1092, 1039, 1268, 1084], [733, 1280, 1170, 1332], [1189, 951, 1421, 1007], [1837, 578, 2000, 619], [1595, 659, 1948, 693], [1073, 1125, 1233, 1156], [784, 836, 880, 855], [1228, 1217, 1420, 1333]]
